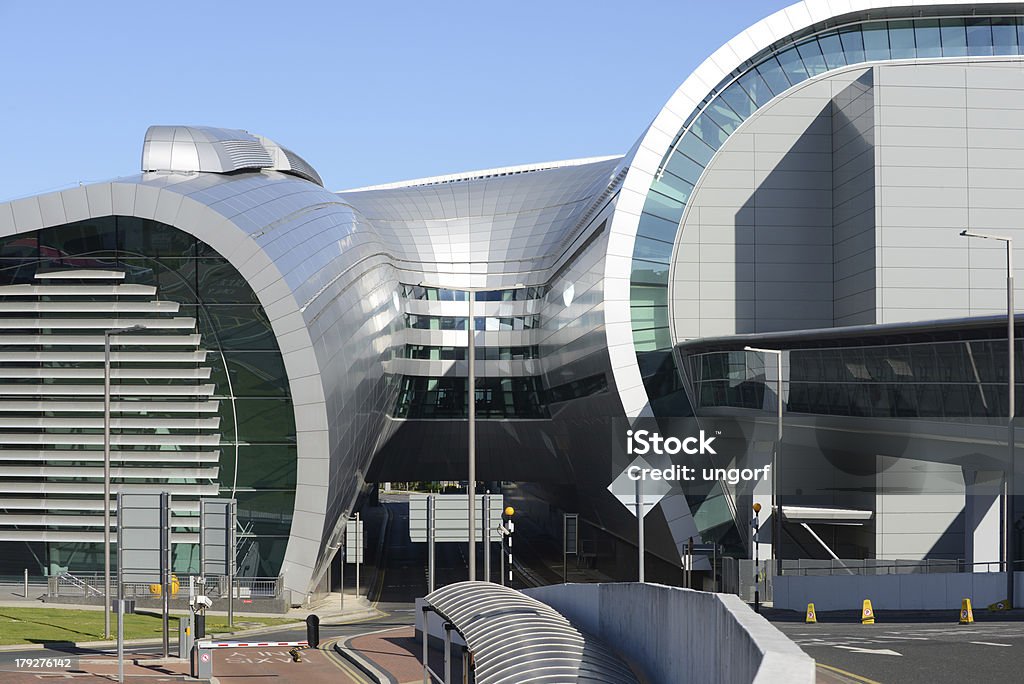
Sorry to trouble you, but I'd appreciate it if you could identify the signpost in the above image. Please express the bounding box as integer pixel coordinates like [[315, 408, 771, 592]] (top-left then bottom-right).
[[117, 491, 172, 675], [200, 499, 236, 628], [345, 514, 364, 596], [562, 513, 578, 583], [409, 494, 504, 588], [607, 458, 671, 582]]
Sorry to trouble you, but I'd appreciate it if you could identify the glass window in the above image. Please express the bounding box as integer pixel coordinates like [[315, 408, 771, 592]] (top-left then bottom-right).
[[225, 352, 290, 397], [663, 150, 705, 185], [630, 260, 669, 286], [914, 19, 942, 58], [862, 22, 891, 60], [796, 39, 828, 76], [703, 99, 743, 136], [643, 192, 686, 225], [195, 305, 278, 350], [720, 83, 757, 119], [637, 212, 680, 244], [737, 69, 774, 109], [630, 284, 668, 308], [753, 58, 790, 98], [632, 236, 673, 263], [630, 305, 669, 328], [119, 217, 196, 258], [649, 174, 692, 205], [967, 19, 994, 56], [225, 398, 295, 444], [689, 113, 728, 150], [197, 259, 261, 304], [839, 26, 866, 64], [941, 18, 968, 57], [888, 20, 916, 59], [775, 46, 809, 85], [992, 17, 1018, 55], [235, 445, 297, 488], [677, 130, 717, 166], [818, 32, 848, 69]]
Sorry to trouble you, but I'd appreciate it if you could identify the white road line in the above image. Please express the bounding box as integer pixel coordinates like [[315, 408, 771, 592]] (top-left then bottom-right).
[[833, 645, 903, 656], [969, 641, 1012, 647]]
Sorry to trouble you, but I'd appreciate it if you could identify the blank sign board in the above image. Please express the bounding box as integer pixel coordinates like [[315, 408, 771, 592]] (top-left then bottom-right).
[[345, 518, 364, 564], [409, 495, 505, 543], [118, 492, 169, 584], [201, 499, 234, 576]]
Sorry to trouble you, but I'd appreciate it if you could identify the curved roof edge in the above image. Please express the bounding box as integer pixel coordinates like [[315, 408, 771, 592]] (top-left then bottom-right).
[[338, 154, 622, 193], [603, 0, 1017, 421], [142, 125, 324, 186]]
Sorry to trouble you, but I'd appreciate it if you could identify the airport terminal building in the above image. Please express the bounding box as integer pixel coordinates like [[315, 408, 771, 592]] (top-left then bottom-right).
[[4, 0, 1024, 600]]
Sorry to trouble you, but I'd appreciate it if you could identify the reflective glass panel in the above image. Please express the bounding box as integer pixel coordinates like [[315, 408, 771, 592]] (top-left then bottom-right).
[[862, 22, 891, 60], [941, 18, 968, 57], [914, 19, 942, 58]]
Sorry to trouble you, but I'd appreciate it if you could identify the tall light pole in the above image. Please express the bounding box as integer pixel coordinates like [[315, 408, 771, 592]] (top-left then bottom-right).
[[745, 346, 784, 576], [467, 289, 476, 581], [103, 324, 146, 639], [418, 282, 524, 581], [961, 229, 1015, 608]]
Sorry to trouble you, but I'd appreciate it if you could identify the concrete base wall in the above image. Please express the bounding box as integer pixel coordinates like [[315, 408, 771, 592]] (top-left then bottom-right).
[[525, 583, 814, 684], [774, 571, 1024, 611]]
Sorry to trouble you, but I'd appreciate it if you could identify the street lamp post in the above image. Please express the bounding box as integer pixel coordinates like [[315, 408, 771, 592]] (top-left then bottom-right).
[[418, 282, 525, 582], [753, 502, 762, 613], [744, 346, 784, 576], [961, 230, 1015, 608], [103, 324, 146, 639], [467, 289, 476, 581]]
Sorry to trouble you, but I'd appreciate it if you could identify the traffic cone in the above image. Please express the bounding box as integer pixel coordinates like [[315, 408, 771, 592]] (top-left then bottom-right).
[[959, 598, 974, 624], [988, 599, 1009, 611], [805, 603, 817, 624], [861, 599, 874, 625]]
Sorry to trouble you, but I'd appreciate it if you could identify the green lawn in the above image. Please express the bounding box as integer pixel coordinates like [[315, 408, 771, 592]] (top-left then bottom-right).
[[0, 607, 297, 646]]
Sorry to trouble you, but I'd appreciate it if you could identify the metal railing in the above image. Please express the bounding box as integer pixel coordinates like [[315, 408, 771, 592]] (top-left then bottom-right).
[[778, 558, 1002, 576], [47, 571, 284, 601]]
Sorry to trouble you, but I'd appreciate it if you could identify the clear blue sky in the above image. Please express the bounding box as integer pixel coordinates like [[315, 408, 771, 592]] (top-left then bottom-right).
[[0, 0, 793, 199]]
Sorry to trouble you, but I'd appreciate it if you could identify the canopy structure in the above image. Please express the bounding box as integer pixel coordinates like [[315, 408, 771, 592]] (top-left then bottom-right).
[[423, 581, 639, 684]]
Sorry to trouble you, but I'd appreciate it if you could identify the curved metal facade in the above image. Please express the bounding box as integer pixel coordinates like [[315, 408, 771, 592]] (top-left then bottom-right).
[[5, 1, 1024, 596]]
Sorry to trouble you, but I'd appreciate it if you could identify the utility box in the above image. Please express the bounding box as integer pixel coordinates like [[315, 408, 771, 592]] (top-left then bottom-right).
[[195, 645, 213, 680], [178, 614, 193, 660]]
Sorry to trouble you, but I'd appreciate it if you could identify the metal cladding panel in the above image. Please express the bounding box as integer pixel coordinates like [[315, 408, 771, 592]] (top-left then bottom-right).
[[425, 581, 639, 684]]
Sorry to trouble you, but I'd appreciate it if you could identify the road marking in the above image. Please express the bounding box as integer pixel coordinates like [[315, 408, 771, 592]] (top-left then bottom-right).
[[817, 663, 884, 684], [833, 645, 902, 656], [969, 641, 1012, 647], [321, 638, 372, 683]]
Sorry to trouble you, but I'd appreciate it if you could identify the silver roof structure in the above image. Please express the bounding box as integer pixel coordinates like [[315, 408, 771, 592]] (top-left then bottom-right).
[[424, 581, 639, 684]]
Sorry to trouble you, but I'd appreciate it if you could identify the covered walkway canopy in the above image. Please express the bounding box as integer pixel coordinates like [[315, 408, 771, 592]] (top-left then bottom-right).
[[423, 581, 639, 683]]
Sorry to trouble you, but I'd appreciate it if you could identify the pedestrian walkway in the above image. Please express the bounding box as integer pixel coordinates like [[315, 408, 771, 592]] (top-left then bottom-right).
[[337, 626, 453, 684]]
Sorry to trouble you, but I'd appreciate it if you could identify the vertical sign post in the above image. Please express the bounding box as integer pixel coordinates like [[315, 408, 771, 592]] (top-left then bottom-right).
[[635, 477, 644, 583], [563, 513, 578, 584], [160, 491, 170, 658], [355, 511, 361, 597], [118, 492, 170, 673], [200, 499, 236, 628], [427, 495, 436, 593], [483, 493, 491, 583]]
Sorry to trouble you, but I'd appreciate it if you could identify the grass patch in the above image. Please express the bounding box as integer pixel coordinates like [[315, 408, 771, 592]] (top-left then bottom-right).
[[0, 607, 296, 646]]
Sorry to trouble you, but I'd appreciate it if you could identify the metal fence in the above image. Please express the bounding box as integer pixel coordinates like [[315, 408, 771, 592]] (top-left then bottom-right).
[[778, 558, 986, 576], [724, 558, 1012, 600], [47, 571, 283, 601]]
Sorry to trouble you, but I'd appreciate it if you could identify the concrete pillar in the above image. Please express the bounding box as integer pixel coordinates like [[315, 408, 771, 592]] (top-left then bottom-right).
[[964, 468, 1003, 572]]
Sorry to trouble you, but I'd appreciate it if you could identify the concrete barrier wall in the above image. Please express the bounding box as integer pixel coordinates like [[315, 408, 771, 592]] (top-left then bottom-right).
[[773, 571, 1024, 611], [525, 583, 814, 684]]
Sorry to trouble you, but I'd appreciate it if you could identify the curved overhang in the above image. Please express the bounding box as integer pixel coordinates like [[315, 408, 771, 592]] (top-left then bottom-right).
[[605, 0, 1024, 419], [0, 172, 333, 599]]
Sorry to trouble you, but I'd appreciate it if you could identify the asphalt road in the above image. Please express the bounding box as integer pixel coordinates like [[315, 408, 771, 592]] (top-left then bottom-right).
[[775, 617, 1024, 683]]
